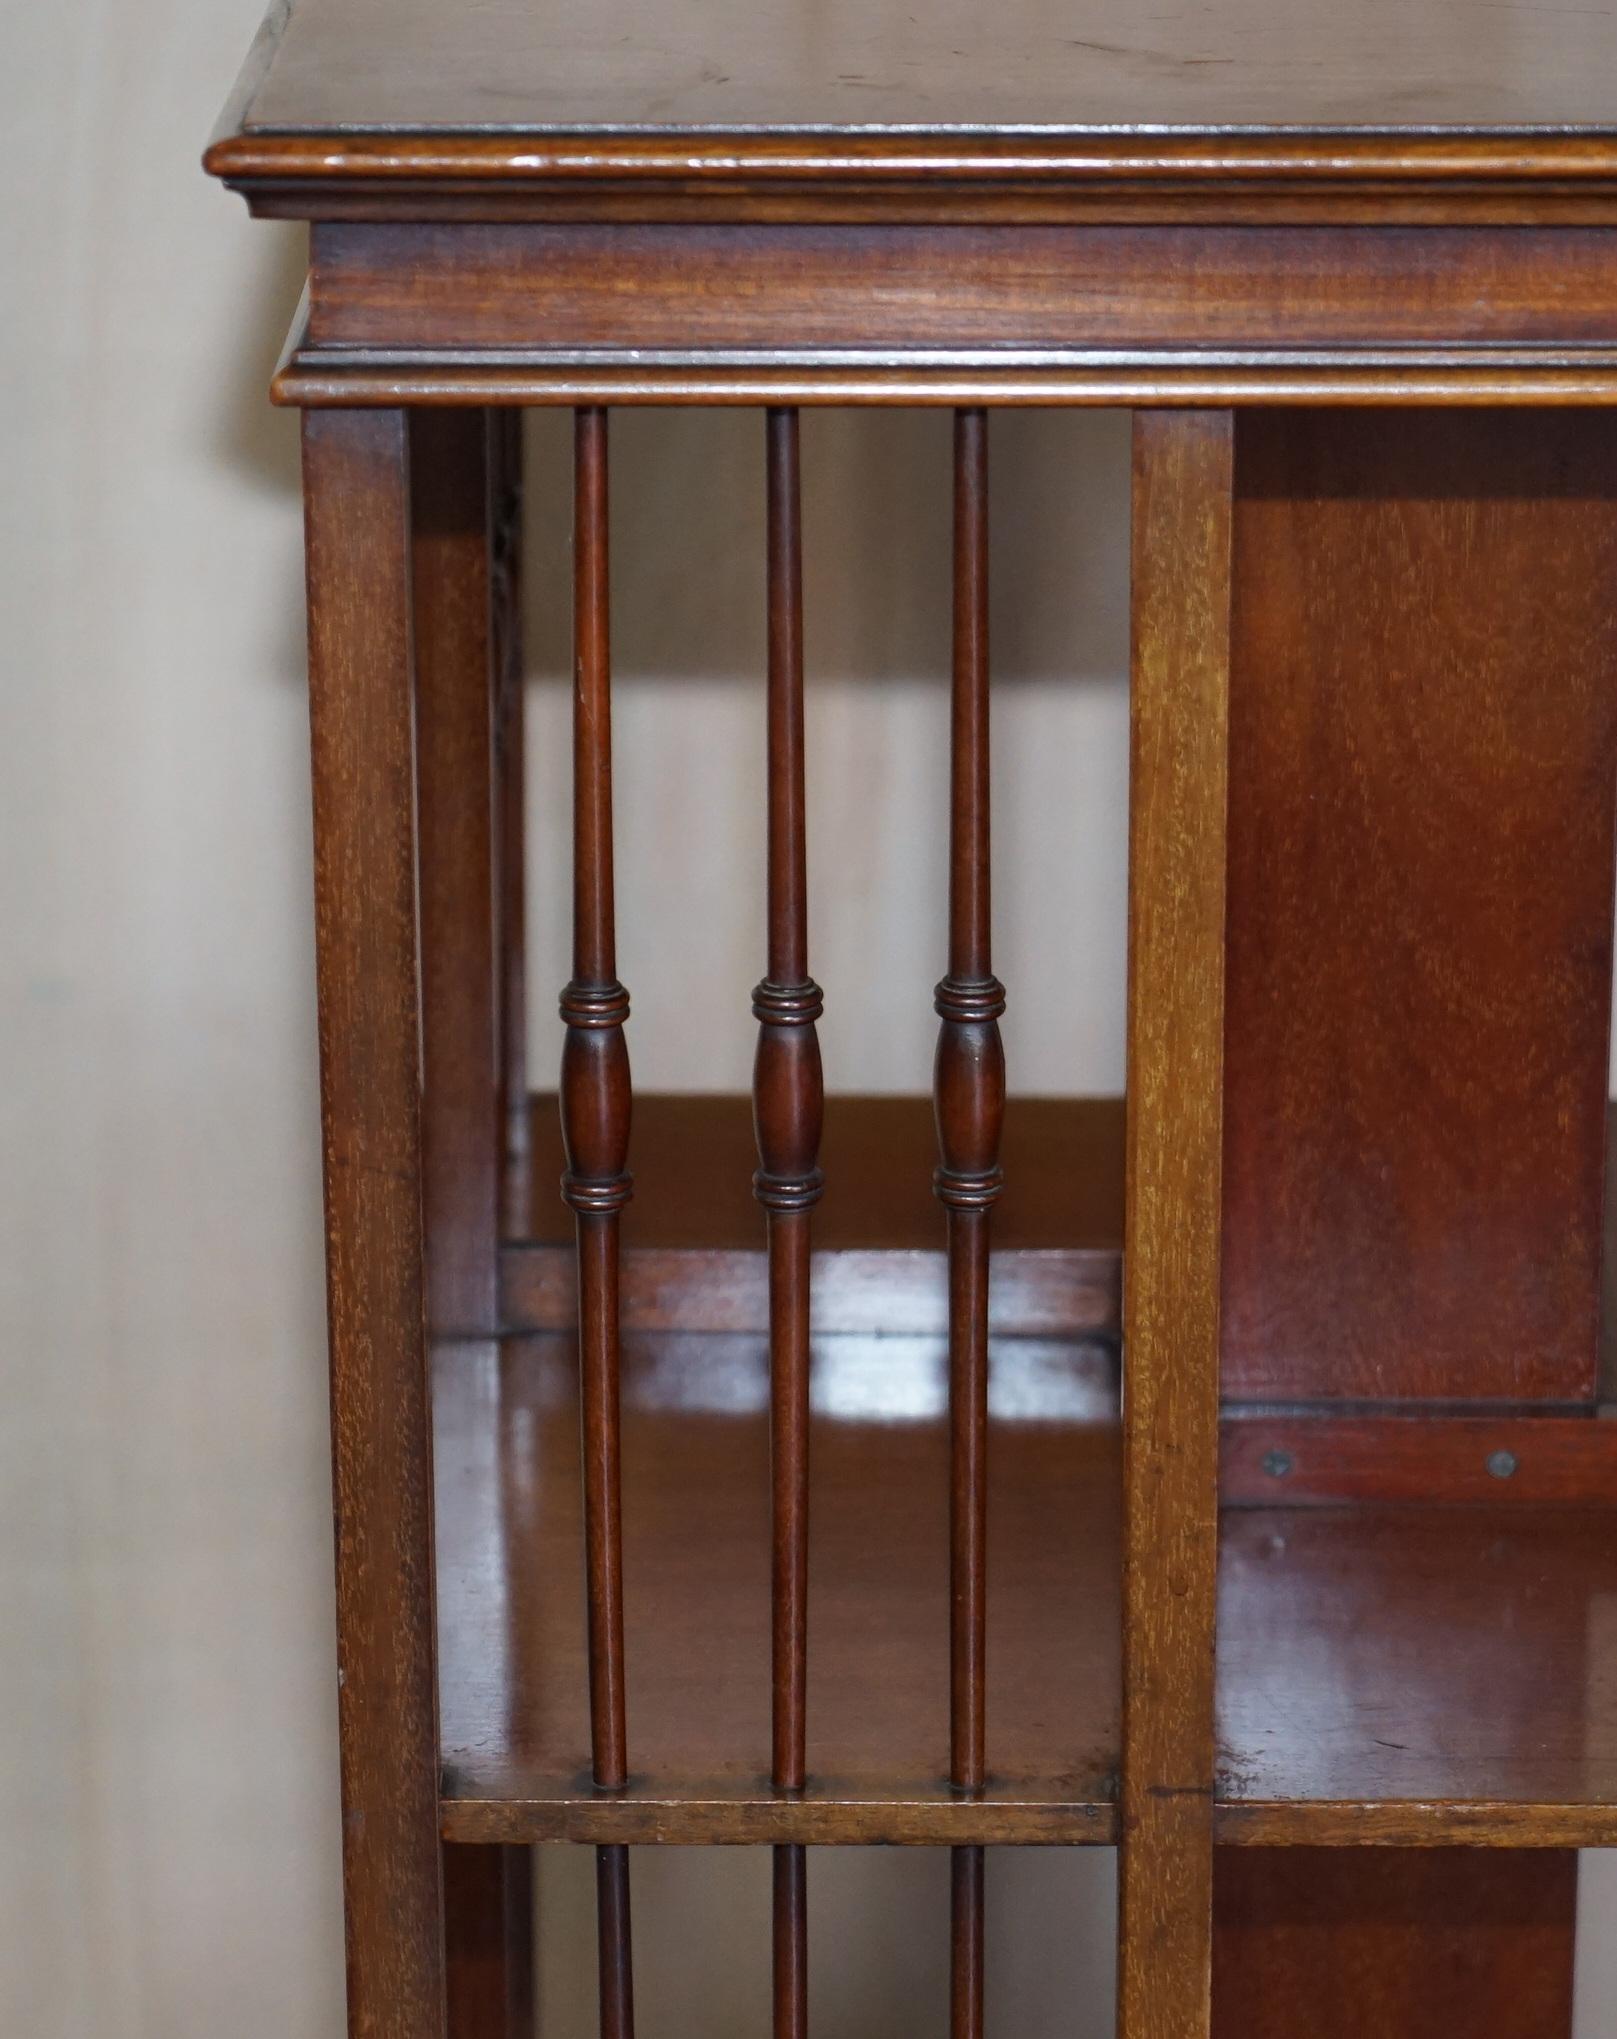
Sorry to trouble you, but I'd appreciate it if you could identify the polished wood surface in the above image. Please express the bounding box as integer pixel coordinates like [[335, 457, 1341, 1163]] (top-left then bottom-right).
[[1217, 1502, 1617, 1834], [503, 1093, 1122, 1337], [557, 407, 639, 2032], [434, 1334, 1120, 1845], [307, 224, 1617, 355], [221, 0, 1617, 139], [1212, 1850, 1576, 2039], [302, 407, 445, 2034], [753, 406, 821, 2039], [435, 1335, 1617, 1850], [935, 409, 1001, 2039], [1222, 411, 1617, 1407], [936, 410, 1003, 1802], [516, 1094, 1123, 1255], [1120, 410, 1232, 2039], [443, 1844, 533, 2039], [558, 408, 633, 1796], [491, 412, 529, 1235], [1222, 1412, 1617, 1508], [215, 3, 1617, 2026], [414, 409, 500, 1338]]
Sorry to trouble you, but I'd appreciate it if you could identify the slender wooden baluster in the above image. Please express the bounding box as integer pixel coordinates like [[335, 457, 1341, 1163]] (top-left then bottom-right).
[[301, 408, 444, 2037], [492, 409, 531, 1238], [934, 407, 1004, 2039], [753, 407, 823, 2039], [596, 1844, 635, 2039], [560, 406, 635, 2038], [1120, 410, 1234, 2039]]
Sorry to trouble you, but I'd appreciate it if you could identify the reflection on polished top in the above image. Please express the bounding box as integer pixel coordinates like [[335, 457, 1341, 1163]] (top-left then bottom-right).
[[219, 0, 1617, 140]]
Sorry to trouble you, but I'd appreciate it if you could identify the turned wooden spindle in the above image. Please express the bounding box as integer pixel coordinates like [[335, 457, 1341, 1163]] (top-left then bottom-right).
[[596, 1843, 635, 2039], [753, 406, 823, 2039], [560, 406, 636, 2039], [934, 407, 1004, 2039]]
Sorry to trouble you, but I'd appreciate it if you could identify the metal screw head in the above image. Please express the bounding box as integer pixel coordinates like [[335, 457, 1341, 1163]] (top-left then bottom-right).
[[1261, 1449, 1294, 1480], [1486, 1449, 1518, 1480]]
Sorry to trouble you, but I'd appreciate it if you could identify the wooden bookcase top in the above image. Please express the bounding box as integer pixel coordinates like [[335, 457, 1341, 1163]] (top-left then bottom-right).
[[222, 0, 1617, 135], [208, 0, 1617, 222]]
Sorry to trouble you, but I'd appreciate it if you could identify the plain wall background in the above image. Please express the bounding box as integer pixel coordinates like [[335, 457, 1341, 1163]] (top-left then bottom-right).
[[7, 0, 1617, 2030]]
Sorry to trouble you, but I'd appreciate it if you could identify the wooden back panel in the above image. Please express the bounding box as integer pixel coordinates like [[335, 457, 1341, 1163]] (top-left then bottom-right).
[[1221, 410, 1617, 1406]]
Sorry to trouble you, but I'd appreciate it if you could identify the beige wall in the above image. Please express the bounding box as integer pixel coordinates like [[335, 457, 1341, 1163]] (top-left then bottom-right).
[[6, 1, 1617, 2031]]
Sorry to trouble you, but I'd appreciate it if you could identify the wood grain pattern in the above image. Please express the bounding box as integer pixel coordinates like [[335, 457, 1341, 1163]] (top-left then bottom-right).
[[307, 224, 1617, 355], [302, 406, 444, 2036], [1121, 410, 1233, 2039], [501, 1092, 1122, 1334], [221, 0, 1617, 135], [434, 1335, 1120, 1845], [413, 408, 500, 1338], [558, 407, 634, 1795], [935, 410, 1001, 2039], [491, 411, 529, 1237], [1212, 1850, 1576, 2039], [752, 407, 821, 2039], [444, 1844, 534, 2038], [432, 1338, 1617, 1850], [272, 340, 1617, 411], [1222, 1413, 1617, 1507], [521, 1095, 1123, 1256], [1216, 1502, 1617, 1819], [1222, 411, 1617, 1406]]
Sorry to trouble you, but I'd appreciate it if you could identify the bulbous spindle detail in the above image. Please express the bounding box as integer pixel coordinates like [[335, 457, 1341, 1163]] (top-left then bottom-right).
[[754, 406, 822, 2039], [936, 408, 1001, 2039], [560, 405, 635, 2039]]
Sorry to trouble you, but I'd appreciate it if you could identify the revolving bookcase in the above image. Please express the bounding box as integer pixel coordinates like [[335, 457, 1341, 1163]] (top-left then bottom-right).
[[209, 2, 1617, 2032]]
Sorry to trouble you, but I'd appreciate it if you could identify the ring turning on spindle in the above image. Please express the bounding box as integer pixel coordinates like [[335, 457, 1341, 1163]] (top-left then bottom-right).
[[756, 405, 820, 2039], [937, 406, 1000, 2039], [562, 404, 636, 2038]]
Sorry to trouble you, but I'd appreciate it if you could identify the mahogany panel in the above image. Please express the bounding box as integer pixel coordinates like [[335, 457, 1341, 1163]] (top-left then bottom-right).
[[414, 409, 500, 1337], [1212, 1850, 1575, 2039], [1223, 410, 1617, 1404], [309, 224, 1617, 354]]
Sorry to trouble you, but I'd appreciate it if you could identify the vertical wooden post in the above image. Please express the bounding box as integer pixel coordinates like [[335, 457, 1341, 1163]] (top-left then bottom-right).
[[492, 410, 531, 1237], [302, 406, 445, 2039], [934, 408, 1003, 2039], [560, 405, 635, 2039], [414, 408, 500, 1338], [414, 407, 535, 2034], [1120, 409, 1233, 2039], [753, 406, 823, 2039]]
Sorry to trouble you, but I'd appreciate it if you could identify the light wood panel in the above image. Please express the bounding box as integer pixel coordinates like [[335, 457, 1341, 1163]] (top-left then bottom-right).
[[1119, 410, 1233, 2039]]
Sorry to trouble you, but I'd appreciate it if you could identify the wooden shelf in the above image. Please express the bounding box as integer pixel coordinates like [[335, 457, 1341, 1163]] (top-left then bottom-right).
[[1217, 1502, 1617, 1846], [435, 1333, 1121, 1845], [434, 1333, 1617, 1849]]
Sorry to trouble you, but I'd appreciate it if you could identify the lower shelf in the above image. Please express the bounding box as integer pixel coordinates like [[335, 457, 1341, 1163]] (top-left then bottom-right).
[[435, 1333, 1120, 1845], [1218, 1502, 1617, 1845], [435, 1334, 1617, 1848]]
